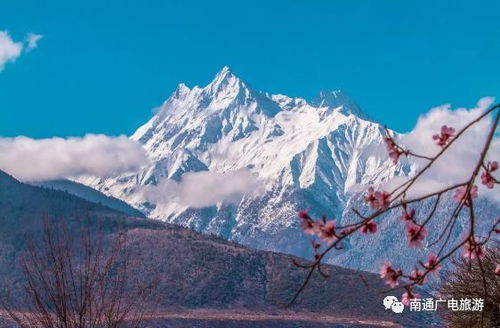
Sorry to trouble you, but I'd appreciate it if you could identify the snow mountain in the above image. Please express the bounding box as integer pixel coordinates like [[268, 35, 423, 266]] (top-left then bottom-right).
[[80, 67, 498, 273]]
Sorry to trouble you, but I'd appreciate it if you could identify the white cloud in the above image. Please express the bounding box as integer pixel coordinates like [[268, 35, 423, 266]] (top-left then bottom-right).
[[385, 97, 499, 202], [0, 134, 149, 181], [0, 31, 23, 71], [26, 33, 43, 50], [141, 169, 264, 208], [0, 30, 43, 70]]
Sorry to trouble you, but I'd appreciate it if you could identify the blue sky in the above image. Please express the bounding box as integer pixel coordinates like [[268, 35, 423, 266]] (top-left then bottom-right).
[[0, 0, 499, 138]]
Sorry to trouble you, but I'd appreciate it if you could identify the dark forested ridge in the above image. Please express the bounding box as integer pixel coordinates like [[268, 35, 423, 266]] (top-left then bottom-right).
[[0, 170, 160, 248], [30, 178, 145, 218], [0, 170, 432, 327]]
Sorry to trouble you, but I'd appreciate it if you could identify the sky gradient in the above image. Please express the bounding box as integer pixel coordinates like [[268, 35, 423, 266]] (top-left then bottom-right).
[[0, 0, 499, 138]]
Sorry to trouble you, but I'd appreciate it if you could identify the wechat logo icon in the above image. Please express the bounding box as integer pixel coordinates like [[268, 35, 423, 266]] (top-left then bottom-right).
[[383, 296, 405, 313]]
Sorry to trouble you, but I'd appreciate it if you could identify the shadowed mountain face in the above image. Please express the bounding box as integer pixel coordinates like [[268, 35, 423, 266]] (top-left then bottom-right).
[[0, 170, 434, 327], [122, 227, 435, 327], [0, 170, 159, 249], [30, 179, 145, 218]]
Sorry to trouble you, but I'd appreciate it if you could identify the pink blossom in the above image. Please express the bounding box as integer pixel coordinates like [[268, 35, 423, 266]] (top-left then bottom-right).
[[298, 211, 321, 235], [405, 222, 427, 248], [384, 137, 406, 164], [402, 288, 420, 306], [400, 207, 416, 222], [424, 253, 441, 275], [481, 161, 498, 189], [318, 220, 337, 244], [380, 261, 402, 288], [462, 237, 485, 260], [489, 161, 499, 172], [410, 268, 426, 285], [364, 187, 377, 207], [453, 185, 478, 206], [360, 220, 377, 234], [375, 191, 391, 210], [311, 240, 321, 250], [298, 210, 310, 220], [364, 187, 391, 210], [432, 125, 455, 147], [299, 217, 319, 235], [299, 220, 316, 235], [481, 171, 495, 189], [495, 265, 500, 277]]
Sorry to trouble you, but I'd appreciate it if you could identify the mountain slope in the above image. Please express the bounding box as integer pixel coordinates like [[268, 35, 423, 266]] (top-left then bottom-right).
[[0, 169, 431, 327], [31, 179, 145, 217], [80, 67, 499, 273], [0, 170, 159, 248]]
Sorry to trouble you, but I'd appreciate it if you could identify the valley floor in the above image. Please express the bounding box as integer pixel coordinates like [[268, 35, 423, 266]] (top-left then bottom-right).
[[0, 309, 402, 328], [145, 310, 402, 328]]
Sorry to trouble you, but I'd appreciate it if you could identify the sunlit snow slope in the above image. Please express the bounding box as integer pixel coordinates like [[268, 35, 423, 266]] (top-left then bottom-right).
[[81, 67, 498, 272]]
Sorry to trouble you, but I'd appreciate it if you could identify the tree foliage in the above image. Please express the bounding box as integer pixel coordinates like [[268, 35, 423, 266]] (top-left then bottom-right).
[[0, 219, 158, 328], [437, 248, 500, 328]]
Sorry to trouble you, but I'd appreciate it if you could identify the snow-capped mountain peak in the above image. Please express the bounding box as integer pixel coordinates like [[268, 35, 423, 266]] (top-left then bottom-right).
[[153, 67, 366, 129], [172, 83, 191, 99], [79, 68, 500, 274], [84, 68, 401, 259], [88, 67, 398, 237], [208, 66, 242, 91], [312, 90, 368, 120]]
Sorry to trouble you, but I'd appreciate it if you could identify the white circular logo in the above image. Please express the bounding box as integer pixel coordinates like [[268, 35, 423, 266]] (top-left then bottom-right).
[[383, 295, 405, 313]]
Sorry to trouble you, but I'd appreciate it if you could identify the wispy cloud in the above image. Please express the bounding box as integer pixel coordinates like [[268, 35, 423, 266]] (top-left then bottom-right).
[[141, 169, 264, 208], [0, 31, 23, 71], [26, 33, 43, 50], [0, 30, 43, 71], [384, 97, 499, 202], [0, 134, 149, 181]]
